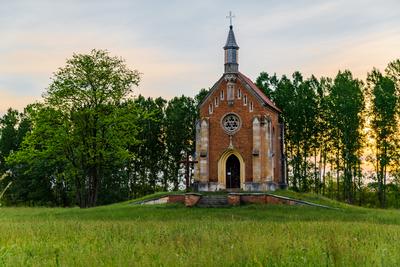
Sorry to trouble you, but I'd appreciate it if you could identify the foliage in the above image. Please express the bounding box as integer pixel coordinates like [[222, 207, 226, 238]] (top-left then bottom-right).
[[328, 70, 364, 203], [0, 108, 32, 205], [164, 96, 197, 190], [194, 88, 209, 106], [367, 69, 398, 207], [126, 96, 167, 197], [255, 68, 372, 206], [5, 50, 142, 207]]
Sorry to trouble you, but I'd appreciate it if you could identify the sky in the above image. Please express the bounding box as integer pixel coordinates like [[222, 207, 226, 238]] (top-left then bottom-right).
[[1, 0, 400, 114]]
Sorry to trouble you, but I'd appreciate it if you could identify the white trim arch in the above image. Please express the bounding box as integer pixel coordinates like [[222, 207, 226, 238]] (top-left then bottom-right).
[[217, 149, 245, 189]]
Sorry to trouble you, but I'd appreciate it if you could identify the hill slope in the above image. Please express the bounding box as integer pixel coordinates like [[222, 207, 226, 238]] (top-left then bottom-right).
[[0, 193, 399, 266]]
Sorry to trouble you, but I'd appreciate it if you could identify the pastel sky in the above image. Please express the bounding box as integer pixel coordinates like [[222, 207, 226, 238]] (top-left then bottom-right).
[[1, 0, 400, 114]]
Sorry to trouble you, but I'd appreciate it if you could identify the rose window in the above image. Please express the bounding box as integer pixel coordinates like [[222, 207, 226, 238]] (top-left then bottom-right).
[[222, 114, 241, 134]]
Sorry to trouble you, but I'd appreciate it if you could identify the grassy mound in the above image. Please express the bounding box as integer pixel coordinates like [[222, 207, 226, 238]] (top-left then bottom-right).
[[0, 193, 399, 266]]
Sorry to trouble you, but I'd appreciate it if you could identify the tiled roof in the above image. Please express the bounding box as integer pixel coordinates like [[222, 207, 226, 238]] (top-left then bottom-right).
[[238, 72, 281, 113]]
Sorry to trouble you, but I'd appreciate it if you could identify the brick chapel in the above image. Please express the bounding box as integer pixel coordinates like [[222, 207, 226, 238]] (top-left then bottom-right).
[[194, 21, 286, 192]]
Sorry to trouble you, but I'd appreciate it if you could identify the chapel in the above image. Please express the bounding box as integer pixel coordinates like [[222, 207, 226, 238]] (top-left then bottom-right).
[[194, 19, 286, 192]]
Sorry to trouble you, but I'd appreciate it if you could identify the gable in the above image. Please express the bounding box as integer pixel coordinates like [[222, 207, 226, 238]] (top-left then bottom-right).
[[199, 72, 281, 113]]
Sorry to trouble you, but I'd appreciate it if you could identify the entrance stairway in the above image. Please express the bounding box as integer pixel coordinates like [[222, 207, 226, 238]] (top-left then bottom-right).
[[197, 195, 229, 208]]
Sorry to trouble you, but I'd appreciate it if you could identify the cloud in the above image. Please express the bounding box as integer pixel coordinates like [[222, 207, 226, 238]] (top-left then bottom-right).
[[1, 0, 400, 111]]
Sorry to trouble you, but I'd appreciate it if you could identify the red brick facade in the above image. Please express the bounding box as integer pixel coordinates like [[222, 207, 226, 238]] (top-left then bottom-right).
[[194, 73, 285, 191]]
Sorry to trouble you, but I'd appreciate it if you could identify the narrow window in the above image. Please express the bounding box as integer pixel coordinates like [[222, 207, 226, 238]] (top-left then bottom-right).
[[209, 103, 213, 114], [271, 126, 275, 152], [220, 90, 224, 100], [249, 101, 253, 112], [215, 97, 218, 107], [227, 84, 234, 101], [237, 89, 242, 99], [243, 95, 248, 106]]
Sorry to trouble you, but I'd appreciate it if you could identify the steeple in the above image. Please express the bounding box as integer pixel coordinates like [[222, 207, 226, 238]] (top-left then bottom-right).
[[224, 11, 239, 73]]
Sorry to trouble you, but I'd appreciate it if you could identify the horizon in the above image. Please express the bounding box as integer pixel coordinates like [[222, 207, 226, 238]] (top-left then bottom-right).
[[1, 0, 400, 114]]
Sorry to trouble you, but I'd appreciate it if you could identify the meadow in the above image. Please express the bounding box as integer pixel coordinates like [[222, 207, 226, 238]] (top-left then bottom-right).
[[0, 193, 400, 266]]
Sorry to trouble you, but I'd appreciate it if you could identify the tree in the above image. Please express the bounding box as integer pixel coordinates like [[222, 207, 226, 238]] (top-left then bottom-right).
[[265, 72, 319, 192], [0, 109, 20, 173], [328, 70, 364, 203], [317, 77, 335, 196], [194, 88, 209, 107], [9, 50, 141, 208], [0, 108, 32, 205], [255, 72, 279, 99], [367, 69, 398, 208], [126, 96, 167, 196], [164, 96, 196, 190]]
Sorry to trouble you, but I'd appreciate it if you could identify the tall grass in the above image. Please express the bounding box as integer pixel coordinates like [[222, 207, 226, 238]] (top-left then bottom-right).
[[0, 198, 399, 266]]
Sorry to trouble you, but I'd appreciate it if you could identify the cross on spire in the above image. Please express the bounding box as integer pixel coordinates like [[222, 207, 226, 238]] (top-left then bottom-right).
[[226, 11, 235, 27]]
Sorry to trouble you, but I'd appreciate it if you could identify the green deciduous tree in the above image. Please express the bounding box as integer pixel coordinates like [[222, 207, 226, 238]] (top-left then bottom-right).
[[165, 96, 196, 190], [8, 50, 141, 207], [126, 96, 167, 196], [0, 108, 31, 204]]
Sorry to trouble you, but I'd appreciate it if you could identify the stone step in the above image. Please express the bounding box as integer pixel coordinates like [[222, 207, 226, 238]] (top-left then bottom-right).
[[197, 195, 229, 207]]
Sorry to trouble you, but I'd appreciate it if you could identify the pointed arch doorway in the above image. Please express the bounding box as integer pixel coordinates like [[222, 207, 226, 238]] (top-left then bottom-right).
[[226, 154, 240, 188], [218, 150, 245, 190]]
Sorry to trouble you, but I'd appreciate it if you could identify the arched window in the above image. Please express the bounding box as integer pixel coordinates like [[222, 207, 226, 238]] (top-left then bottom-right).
[[209, 103, 213, 114], [249, 101, 253, 112], [243, 95, 248, 106], [220, 90, 224, 100]]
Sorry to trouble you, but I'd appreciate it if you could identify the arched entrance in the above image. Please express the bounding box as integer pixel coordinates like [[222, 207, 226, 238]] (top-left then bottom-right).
[[217, 149, 245, 189], [226, 154, 240, 188]]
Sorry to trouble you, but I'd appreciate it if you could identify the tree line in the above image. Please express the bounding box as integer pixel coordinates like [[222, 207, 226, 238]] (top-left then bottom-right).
[[0, 49, 399, 208], [256, 60, 400, 208], [0, 50, 203, 207]]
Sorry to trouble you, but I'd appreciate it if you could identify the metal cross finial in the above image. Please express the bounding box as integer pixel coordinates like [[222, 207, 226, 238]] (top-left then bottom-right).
[[226, 11, 235, 26]]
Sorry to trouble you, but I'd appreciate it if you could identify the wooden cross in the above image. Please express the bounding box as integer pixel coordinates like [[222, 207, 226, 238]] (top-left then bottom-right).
[[179, 152, 198, 191], [226, 11, 235, 26]]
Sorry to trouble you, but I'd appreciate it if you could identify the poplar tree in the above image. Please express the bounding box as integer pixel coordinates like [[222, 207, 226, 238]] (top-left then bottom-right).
[[328, 70, 364, 203], [368, 69, 398, 207]]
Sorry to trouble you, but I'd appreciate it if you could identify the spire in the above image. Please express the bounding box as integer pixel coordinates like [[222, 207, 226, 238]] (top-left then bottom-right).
[[224, 11, 239, 73], [224, 25, 239, 49]]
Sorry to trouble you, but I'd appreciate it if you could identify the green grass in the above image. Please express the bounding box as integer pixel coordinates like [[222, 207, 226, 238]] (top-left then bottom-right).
[[272, 190, 351, 208], [124, 191, 184, 204], [1, 194, 400, 266]]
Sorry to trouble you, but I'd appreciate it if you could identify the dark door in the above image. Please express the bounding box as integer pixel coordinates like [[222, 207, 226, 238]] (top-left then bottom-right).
[[226, 154, 240, 189]]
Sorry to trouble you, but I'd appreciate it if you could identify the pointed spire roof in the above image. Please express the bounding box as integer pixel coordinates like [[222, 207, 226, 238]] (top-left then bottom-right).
[[224, 25, 239, 49]]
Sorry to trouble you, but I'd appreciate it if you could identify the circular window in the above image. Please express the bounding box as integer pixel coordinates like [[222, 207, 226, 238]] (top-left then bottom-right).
[[221, 113, 241, 134]]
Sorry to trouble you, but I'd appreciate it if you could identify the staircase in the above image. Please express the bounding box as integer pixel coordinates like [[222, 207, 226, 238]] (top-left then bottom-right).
[[197, 195, 229, 208]]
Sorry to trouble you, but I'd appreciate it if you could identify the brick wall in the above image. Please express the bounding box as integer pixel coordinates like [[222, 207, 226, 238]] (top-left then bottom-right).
[[199, 76, 282, 185]]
